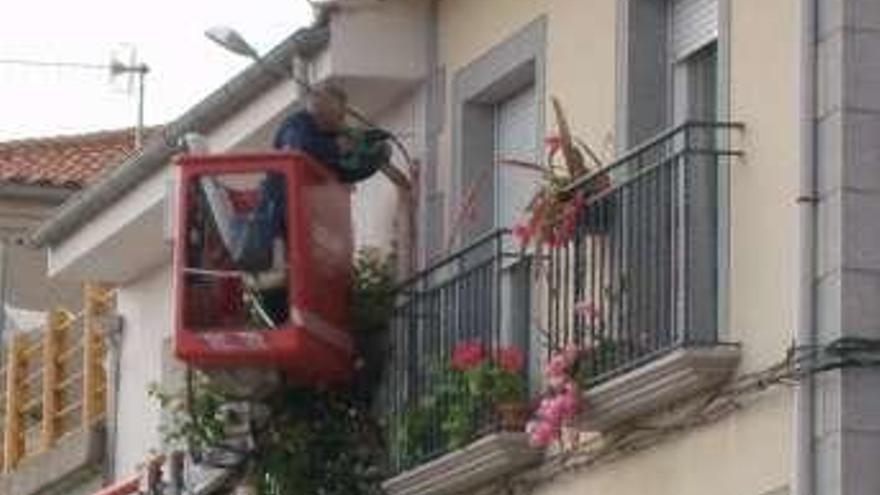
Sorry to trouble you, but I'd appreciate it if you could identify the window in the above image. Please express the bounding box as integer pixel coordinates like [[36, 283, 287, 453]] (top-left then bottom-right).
[[617, 0, 721, 146], [616, 0, 725, 345], [671, 0, 719, 124], [452, 17, 546, 246]]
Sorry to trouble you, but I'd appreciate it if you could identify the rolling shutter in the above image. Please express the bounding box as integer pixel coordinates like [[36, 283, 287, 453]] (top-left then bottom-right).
[[672, 0, 718, 61]]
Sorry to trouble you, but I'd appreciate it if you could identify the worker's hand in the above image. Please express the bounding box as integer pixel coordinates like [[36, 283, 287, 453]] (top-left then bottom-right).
[[337, 134, 355, 154]]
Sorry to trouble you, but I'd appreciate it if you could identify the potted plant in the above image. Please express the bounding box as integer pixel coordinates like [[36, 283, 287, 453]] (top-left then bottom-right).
[[450, 340, 529, 432]]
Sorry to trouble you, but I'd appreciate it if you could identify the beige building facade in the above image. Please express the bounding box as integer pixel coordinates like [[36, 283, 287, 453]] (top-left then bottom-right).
[[24, 1, 880, 495]]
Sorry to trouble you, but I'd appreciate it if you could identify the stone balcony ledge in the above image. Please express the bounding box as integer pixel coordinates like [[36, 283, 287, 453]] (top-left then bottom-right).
[[581, 346, 742, 432], [382, 433, 543, 495]]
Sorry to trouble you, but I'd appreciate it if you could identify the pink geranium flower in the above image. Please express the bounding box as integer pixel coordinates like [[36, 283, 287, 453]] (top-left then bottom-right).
[[527, 346, 585, 447]]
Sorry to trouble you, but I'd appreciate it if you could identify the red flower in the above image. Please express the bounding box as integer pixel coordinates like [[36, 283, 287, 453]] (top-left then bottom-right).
[[451, 340, 485, 370], [495, 346, 525, 372]]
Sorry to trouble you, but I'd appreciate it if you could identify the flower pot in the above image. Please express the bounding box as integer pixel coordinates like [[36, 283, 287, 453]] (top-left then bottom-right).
[[496, 401, 530, 431]]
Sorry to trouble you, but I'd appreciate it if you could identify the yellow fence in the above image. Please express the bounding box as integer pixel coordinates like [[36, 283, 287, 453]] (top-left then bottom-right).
[[0, 283, 111, 473]]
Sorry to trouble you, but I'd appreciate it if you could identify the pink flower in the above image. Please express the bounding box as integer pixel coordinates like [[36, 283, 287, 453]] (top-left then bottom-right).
[[451, 340, 485, 371], [496, 346, 525, 373], [526, 419, 558, 447], [558, 384, 580, 416], [544, 354, 569, 381], [562, 345, 581, 367]]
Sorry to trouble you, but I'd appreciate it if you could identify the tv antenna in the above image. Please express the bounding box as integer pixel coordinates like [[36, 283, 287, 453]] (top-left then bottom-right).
[[0, 46, 150, 147]]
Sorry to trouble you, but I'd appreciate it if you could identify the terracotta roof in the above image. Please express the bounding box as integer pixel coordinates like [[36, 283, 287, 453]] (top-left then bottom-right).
[[0, 127, 158, 189]]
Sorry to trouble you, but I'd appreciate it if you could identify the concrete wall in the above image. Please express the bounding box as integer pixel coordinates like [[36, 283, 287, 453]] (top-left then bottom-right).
[[0, 195, 80, 315], [113, 264, 172, 477], [813, 1, 880, 494]]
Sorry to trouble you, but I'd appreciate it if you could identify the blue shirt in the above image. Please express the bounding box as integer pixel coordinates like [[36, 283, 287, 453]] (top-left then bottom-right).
[[273, 111, 341, 168]]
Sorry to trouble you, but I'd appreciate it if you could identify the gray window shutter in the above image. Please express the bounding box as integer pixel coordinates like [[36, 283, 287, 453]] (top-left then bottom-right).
[[672, 0, 718, 61]]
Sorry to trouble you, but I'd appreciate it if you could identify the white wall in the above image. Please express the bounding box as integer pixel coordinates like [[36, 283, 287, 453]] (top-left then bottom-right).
[[112, 264, 173, 477], [352, 85, 427, 256]]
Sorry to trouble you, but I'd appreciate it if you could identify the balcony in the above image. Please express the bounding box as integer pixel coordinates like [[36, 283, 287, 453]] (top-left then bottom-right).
[[380, 231, 542, 495], [380, 122, 744, 492], [0, 283, 111, 495], [547, 121, 744, 430]]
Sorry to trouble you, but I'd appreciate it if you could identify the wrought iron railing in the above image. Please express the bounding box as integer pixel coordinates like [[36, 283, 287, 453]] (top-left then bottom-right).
[[380, 122, 742, 476], [547, 121, 743, 385], [381, 230, 532, 475]]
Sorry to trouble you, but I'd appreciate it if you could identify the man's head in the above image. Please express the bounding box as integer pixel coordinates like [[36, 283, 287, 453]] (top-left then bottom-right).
[[306, 83, 347, 131]]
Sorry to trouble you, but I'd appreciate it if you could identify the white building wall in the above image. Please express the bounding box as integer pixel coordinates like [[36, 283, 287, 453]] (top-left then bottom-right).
[[112, 263, 173, 477], [352, 86, 427, 255]]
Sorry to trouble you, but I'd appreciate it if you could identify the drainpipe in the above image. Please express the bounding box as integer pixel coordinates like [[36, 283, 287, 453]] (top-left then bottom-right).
[[0, 239, 7, 338], [794, 0, 818, 494]]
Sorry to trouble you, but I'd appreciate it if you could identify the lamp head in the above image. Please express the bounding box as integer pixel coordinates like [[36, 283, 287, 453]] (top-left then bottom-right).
[[205, 26, 260, 60]]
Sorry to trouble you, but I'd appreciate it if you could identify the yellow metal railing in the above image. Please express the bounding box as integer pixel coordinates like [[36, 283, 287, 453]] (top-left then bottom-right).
[[1, 283, 112, 473]]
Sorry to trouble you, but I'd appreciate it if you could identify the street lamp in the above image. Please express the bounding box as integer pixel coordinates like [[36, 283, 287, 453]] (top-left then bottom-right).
[[204, 26, 412, 184], [205, 26, 261, 61]]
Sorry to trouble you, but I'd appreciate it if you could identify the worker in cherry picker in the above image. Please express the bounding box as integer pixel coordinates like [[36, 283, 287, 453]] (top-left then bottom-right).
[[238, 84, 391, 325], [273, 82, 391, 182]]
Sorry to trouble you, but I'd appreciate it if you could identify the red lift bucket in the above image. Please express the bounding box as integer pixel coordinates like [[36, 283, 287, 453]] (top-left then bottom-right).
[[173, 152, 353, 385]]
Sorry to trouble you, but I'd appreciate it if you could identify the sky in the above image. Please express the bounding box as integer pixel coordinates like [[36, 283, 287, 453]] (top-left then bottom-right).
[[0, 0, 315, 140]]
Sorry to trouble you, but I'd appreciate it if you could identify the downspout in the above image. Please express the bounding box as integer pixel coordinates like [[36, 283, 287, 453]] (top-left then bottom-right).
[[794, 0, 818, 494], [0, 240, 7, 338]]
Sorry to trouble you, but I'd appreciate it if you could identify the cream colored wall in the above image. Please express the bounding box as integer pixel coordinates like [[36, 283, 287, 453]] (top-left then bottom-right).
[[433, 1, 801, 494], [533, 395, 789, 495], [435, 0, 617, 232], [727, 0, 801, 373]]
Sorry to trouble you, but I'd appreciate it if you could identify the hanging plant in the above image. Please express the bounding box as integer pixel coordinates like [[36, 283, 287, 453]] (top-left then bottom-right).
[[508, 97, 613, 249]]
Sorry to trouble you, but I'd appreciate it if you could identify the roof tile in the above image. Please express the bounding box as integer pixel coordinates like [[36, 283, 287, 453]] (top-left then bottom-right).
[[0, 127, 159, 189]]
